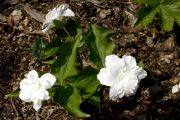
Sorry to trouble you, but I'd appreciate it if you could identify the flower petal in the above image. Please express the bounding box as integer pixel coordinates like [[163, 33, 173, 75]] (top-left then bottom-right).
[[112, 75, 138, 98], [109, 87, 124, 100], [57, 4, 69, 12], [19, 90, 31, 102], [122, 55, 136, 67], [39, 73, 56, 89], [97, 68, 114, 86], [31, 89, 49, 100], [33, 99, 42, 111], [20, 78, 30, 90], [63, 9, 75, 16], [105, 54, 125, 68], [26, 70, 39, 82], [134, 67, 147, 80], [105, 54, 126, 77]]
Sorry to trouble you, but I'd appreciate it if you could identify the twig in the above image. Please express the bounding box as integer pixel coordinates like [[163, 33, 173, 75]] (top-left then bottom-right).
[[10, 99, 19, 117], [0, 22, 7, 25], [35, 111, 41, 120]]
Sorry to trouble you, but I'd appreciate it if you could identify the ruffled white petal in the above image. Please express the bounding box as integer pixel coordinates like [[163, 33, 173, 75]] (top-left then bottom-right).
[[123, 55, 136, 67], [20, 78, 31, 90], [105, 54, 125, 69], [57, 4, 69, 12], [97, 68, 114, 86], [63, 9, 75, 16], [134, 67, 147, 80], [39, 73, 56, 89], [109, 87, 123, 100], [26, 70, 39, 82], [33, 99, 42, 111], [19, 90, 31, 102]]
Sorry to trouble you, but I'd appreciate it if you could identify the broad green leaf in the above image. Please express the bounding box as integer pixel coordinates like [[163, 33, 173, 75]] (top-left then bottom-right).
[[44, 36, 62, 58], [48, 87, 56, 97], [132, 0, 161, 6], [56, 20, 83, 43], [42, 59, 56, 65], [71, 67, 100, 98], [53, 19, 66, 29], [135, 0, 180, 31], [52, 21, 82, 85], [31, 38, 48, 60], [161, 0, 180, 6], [84, 24, 115, 68], [52, 43, 77, 85], [158, 6, 174, 31], [163, 4, 180, 26], [6, 89, 20, 98], [54, 85, 90, 117], [135, 6, 158, 27], [87, 92, 100, 108]]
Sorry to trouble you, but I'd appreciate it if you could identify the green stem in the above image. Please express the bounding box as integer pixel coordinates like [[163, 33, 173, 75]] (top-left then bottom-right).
[[63, 27, 75, 41]]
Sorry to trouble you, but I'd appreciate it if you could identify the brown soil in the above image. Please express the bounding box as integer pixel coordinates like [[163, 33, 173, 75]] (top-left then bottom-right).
[[0, 0, 180, 120]]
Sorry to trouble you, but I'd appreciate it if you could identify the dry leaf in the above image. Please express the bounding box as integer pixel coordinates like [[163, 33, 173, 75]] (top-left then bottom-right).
[[23, 3, 44, 23]]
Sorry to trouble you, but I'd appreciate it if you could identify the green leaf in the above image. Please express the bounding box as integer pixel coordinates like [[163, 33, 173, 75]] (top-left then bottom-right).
[[56, 20, 83, 43], [137, 61, 145, 68], [48, 87, 56, 98], [52, 21, 82, 85], [71, 67, 100, 98], [87, 92, 100, 108], [132, 0, 161, 6], [162, 3, 180, 26], [135, 6, 158, 27], [54, 85, 90, 117], [135, 0, 180, 31], [44, 36, 62, 58], [84, 24, 115, 68], [158, 6, 174, 31], [6, 89, 20, 98], [52, 43, 76, 85], [53, 20, 66, 29], [31, 38, 48, 60]]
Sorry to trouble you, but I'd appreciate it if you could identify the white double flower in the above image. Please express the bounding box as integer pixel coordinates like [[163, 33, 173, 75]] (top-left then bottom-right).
[[97, 55, 147, 100], [19, 70, 56, 111], [42, 4, 75, 33]]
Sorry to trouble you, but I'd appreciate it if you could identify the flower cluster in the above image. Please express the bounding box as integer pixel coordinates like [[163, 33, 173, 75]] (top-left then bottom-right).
[[97, 54, 147, 100], [42, 4, 75, 33], [172, 83, 180, 93], [19, 70, 56, 111]]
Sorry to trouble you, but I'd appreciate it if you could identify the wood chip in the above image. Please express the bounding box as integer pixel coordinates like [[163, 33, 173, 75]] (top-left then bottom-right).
[[0, 14, 6, 22], [23, 3, 44, 23]]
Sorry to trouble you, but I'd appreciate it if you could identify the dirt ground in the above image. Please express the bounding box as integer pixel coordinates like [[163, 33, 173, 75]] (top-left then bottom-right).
[[0, 0, 180, 120]]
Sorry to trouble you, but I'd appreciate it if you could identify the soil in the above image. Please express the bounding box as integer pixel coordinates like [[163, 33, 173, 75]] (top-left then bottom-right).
[[0, 0, 180, 120]]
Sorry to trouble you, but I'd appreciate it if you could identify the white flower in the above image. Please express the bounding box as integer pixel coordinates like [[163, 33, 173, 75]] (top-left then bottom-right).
[[42, 4, 75, 33], [172, 83, 180, 93], [19, 70, 56, 111], [97, 54, 147, 100]]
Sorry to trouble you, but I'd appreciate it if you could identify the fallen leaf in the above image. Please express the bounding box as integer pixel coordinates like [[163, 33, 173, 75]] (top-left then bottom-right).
[[23, 3, 44, 23], [11, 10, 23, 26]]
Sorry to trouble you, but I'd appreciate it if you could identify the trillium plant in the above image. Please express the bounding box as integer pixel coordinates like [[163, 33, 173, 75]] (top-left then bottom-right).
[[8, 4, 147, 117]]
